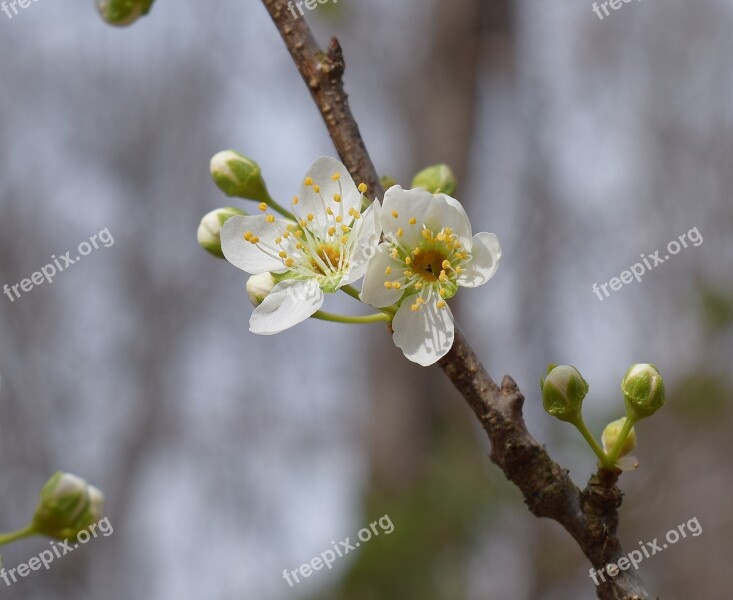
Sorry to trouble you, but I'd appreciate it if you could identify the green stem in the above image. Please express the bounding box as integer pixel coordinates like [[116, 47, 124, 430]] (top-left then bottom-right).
[[572, 419, 608, 465], [265, 196, 297, 221], [339, 285, 398, 316], [312, 310, 391, 325], [605, 416, 637, 467], [0, 524, 37, 546]]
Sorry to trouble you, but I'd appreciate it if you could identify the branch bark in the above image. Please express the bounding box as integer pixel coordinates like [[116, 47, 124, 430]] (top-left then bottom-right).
[[261, 1, 653, 598]]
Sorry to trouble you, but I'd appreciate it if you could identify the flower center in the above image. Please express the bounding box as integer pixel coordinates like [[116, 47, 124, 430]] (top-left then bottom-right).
[[411, 249, 447, 282]]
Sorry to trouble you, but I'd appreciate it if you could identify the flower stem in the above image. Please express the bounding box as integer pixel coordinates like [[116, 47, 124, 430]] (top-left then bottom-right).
[[339, 285, 398, 316], [265, 195, 297, 222], [572, 419, 608, 465], [605, 416, 637, 467], [311, 310, 391, 325], [0, 524, 36, 546]]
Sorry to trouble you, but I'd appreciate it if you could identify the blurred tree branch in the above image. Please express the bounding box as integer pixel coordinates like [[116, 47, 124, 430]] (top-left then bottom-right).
[[261, 1, 652, 598]]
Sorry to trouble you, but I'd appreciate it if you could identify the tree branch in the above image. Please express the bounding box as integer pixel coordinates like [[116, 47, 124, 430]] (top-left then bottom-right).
[[261, 2, 652, 598]]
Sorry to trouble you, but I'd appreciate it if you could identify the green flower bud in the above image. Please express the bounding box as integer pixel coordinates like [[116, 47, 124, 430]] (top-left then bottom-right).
[[246, 273, 276, 307], [622, 363, 665, 420], [411, 164, 457, 195], [210, 151, 270, 203], [197, 207, 246, 258], [540, 364, 589, 422], [601, 417, 637, 456], [96, 0, 154, 26], [32, 472, 105, 540]]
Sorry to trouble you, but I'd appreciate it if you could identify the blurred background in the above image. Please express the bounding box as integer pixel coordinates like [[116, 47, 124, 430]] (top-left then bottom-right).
[[1, 0, 731, 598]]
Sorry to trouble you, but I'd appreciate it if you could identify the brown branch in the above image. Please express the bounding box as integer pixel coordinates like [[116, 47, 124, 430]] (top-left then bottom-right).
[[261, 2, 652, 598]]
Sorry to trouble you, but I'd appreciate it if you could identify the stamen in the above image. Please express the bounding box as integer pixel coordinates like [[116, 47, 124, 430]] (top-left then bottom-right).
[[385, 266, 392, 275], [332, 173, 341, 181], [243, 231, 253, 241], [409, 217, 417, 225], [396, 227, 403, 237], [391, 210, 399, 219], [436, 300, 447, 309], [313, 184, 320, 193], [333, 194, 342, 203], [358, 183, 367, 193], [258, 203, 268, 212], [292, 196, 299, 205], [304, 177, 313, 186], [265, 215, 275, 223]]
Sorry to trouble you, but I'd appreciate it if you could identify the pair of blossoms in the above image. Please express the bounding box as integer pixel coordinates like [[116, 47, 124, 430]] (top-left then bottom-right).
[[202, 155, 502, 366]]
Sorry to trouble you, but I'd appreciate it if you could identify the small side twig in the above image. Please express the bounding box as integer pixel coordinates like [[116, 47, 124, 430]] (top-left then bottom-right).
[[261, 2, 652, 598]]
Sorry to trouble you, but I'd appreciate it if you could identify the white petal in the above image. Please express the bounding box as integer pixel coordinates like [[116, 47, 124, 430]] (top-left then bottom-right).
[[457, 232, 501, 288], [359, 244, 404, 307], [221, 215, 291, 274], [296, 157, 362, 233], [392, 293, 455, 366], [249, 279, 324, 335], [342, 201, 382, 285], [616, 456, 639, 471], [381, 186, 472, 247]]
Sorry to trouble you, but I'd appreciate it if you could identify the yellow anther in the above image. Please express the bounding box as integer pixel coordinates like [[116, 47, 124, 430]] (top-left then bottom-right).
[[258, 202, 268, 212], [341, 224, 350, 233], [408, 217, 417, 225], [445, 228, 453, 235], [292, 196, 299, 205], [391, 248, 399, 259], [405, 256, 412, 265], [265, 214, 275, 223], [335, 215, 343, 223], [436, 300, 447, 309], [304, 177, 313, 186], [296, 242, 303, 250], [436, 232, 446, 241], [391, 210, 399, 219], [313, 184, 320, 193], [421, 229, 432, 240], [404, 270, 413, 277], [340, 235, 349, 244], [249, 236, 260, 244], [415, 282, 423, 290], [275, 237, 282, 244], [243, 231, 253, 241], [327, 226, 336, 236], [278, 251, 287, 259], [384, 281, 393, 289], [294, 230, 303, 238], [326, 207, 334, 215], [439, 270, 448, 282], [299, 220, 308, 227], [442, 260, 451, 269], [413, 248, 421, 256], [332, 172, 341, 181], [439, 288, 447, 297], [416, 297, 425, 304], [285, 258, 295, 267], [352, 212, 360, 220], [283, 231, 291, 239], [411, 303, 421, 311], [333, 194, 342, 203], [393, 282, 401, 289], [358, 182, 368, 193], [396, 227, 403, 237], [307, 214, 314, 222], [385, 266, 392, 275], [455, 266, 463, 274]]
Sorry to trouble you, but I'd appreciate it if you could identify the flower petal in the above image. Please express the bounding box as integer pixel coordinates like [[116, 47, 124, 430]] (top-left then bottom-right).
[[297, 157, 362, 233], [359, 243, 404, 307], [249, 279, 324, 335], [457, 232, 501, 288], [342, 201, 382, 285], [221, 215, 291, 274], [381, 186, 472, 247], [391, 293, 455, 366]]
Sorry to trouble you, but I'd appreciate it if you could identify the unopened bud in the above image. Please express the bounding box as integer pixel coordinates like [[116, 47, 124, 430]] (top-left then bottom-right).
[[32, 472, 105, 540], [602, 417, 637, 456], [622, 363, 665, 420], [197, 207, 246, 258], [246, 273, 276, 306], [210, 151, 270, 203], [540, 364, 589, 422], [411, 164, 457, 196], [96, 0, 155, 26]]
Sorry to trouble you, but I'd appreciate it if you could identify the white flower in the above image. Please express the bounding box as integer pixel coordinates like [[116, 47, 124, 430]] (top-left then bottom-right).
[[361, 186, 501, 366], [221, 157, 381, 335]]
